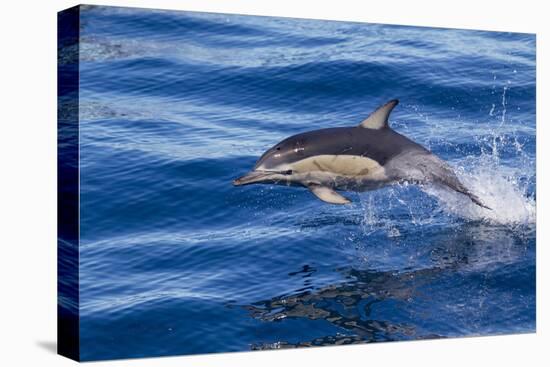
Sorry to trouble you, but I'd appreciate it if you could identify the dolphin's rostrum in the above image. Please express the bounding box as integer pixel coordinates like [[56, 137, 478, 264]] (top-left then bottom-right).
[[234, 99, 489, 209]]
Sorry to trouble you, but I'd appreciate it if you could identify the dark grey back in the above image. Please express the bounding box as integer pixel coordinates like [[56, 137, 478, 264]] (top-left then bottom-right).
[[255, 126, 428, 169]]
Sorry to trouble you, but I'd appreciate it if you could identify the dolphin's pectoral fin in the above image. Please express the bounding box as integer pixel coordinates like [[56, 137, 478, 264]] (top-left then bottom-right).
[[307, 184, 351, 205]]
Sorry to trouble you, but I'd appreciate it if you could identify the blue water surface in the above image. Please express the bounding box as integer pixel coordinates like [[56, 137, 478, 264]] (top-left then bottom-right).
[[71, 5, 535, 361]]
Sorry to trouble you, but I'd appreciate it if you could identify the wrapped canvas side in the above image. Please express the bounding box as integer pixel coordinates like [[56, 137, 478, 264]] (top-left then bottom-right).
[[57, 5, 80, 362]]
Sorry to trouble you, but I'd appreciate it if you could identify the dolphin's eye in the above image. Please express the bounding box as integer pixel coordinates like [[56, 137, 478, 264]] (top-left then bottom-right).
[[276, 147, 281, 151]]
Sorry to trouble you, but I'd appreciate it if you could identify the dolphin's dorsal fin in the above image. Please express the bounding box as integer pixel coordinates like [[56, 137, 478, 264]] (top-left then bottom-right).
[[358, 99, 399, 129]]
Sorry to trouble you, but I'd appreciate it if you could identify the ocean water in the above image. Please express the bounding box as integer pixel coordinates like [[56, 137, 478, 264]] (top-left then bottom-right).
[[70, 5, 535, 361]]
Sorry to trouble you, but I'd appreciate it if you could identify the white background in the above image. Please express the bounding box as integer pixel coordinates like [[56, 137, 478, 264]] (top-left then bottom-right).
[[0, 0, 546, 365]]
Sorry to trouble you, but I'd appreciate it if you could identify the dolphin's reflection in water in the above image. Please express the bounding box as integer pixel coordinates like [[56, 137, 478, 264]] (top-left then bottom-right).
[[245, 266, 442, 349], [243, 223, 532, 350]]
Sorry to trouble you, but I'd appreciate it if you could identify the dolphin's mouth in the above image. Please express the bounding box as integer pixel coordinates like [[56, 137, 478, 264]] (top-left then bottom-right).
[[233, 170, 292, 186]]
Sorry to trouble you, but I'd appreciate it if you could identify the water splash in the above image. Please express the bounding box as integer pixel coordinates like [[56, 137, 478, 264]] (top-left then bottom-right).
[[423, 82, 533, 227], [360, 83, 535, 230], [358, 162, 535, 231], [422, 159, 535, 227]]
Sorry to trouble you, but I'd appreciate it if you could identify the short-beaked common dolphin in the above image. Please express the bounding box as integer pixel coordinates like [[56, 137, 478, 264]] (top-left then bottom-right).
[[233, 99, 489, 209]]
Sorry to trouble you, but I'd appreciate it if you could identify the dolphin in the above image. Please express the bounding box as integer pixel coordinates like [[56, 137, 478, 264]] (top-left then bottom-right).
[[233, 99, 489, 209]]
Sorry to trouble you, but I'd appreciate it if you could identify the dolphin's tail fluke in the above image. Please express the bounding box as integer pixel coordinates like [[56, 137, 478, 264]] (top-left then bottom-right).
[[428, 159, 492, 210], [465, 192, 491, 210], [444, 181, 492, 210], [387, 152, 491, 210]]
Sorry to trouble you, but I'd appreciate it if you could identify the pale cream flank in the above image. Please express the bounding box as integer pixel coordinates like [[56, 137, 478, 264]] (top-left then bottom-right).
[[289, 154, 387, 180]]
